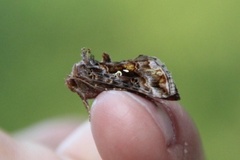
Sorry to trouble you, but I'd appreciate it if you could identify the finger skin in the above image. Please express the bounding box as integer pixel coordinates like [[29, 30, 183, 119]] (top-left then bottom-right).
[[1, 91, 204, 160], [1, 119, 101, 160], [13, 118, 81, 149], [91, 91, 204, 160], [56, 122, 102, 160], [0, 130, 60, 160]]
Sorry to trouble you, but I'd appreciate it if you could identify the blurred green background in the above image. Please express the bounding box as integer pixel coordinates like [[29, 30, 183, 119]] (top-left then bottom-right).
[[0, 1, 239, 159]]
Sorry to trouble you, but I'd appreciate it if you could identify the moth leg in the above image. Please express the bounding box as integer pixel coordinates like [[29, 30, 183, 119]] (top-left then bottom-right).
[[82, 99, 91, 120], [75, 89, 92, 120], [82, 99, 90, 112]]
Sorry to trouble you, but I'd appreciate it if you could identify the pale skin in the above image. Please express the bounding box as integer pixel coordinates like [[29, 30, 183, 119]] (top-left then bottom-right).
[[0, 91, 204, 160]]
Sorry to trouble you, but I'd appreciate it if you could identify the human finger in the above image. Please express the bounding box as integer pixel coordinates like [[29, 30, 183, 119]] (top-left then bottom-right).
[[91, 91, 204, 160]]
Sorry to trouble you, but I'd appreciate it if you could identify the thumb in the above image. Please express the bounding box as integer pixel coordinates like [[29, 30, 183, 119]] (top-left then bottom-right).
[[91, 91, 204, 160]]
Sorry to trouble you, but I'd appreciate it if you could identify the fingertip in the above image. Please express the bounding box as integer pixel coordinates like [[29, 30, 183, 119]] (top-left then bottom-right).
[[91, 91, 167, 160], [56, 122, 101, 160], [91, 91, 205, 160]]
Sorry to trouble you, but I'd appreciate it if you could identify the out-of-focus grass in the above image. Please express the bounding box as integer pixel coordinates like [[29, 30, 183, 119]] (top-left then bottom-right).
[[0, 1, 239, 159]]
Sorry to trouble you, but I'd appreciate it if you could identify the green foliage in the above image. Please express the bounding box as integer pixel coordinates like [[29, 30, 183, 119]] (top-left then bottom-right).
[[0, 1, 239, 159]]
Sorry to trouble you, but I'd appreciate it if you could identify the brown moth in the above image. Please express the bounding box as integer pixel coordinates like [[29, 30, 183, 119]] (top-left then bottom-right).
[[66, 48, 180, 113]]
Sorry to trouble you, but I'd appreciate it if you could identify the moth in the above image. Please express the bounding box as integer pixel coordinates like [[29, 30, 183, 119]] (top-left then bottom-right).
[[66, 48, 180, 113]]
